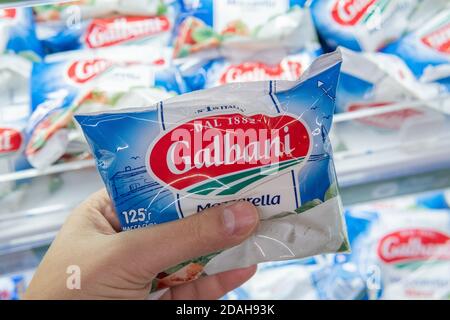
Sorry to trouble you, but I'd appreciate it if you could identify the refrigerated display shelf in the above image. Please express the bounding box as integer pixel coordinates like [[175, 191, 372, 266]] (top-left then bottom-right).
[[1, 101, 450, 256], [1, 166, 450, 257], [1, 99, 448, 182], [0, 159, 94, 183], [340, 167, 450, 205]]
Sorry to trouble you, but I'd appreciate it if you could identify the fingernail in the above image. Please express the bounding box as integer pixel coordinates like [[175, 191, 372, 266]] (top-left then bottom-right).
[[222, 202, 258, 236]]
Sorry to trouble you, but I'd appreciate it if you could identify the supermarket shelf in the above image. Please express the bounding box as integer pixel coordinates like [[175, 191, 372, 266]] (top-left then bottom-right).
[[0, 99, 447, 183], [2, 165, 450, 257], [0, 230, 58, 257], [0, 159, 95, 183], [333, 97, 449, 123], [0, 208, 67, 256], [2, 167, 450, 257], [340, 167, 450, 205], [0, 168, 104, 256], [1, 101, 450, 257]]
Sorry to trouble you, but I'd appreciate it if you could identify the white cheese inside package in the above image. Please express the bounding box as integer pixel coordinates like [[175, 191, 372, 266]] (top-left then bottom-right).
[[76, 50, 349, 291]]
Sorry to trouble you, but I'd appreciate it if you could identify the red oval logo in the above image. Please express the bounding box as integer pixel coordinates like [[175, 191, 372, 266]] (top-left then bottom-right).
[[148, 113, 311, 196], [220, 61, 302, 84], [0, 128, 23, 154], [421, 23, 450, 54], [331, 0, 376, 26], [377, 229, 450, 264], [0, 9, 16, 19], [85, 16, 170, 48], [67, 59, 112, 84]]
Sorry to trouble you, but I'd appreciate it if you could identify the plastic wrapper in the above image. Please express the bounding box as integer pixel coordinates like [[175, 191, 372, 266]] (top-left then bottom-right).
[[75, 50, 349, 292], [224, 190, 450, 300], [0, 54, 33, 202], [336, 48, 445, 129], [346, 206, 450, 300], [415, 191, 450, 210], [223, 210, 372, 301], [222, 258, 328, 300], [0, 269, 34, 300], [0, 8, 43, 60], [383, 8, 450, 92], [173, 0, 319, 61], [26, 48, 187, 168], [310, 0, 448, 52], [33, 0, 174, 22], [202, 49, 321, 88], [34, 0, 179, 53]]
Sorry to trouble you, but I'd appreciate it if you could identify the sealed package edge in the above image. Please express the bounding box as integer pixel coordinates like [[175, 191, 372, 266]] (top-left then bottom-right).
[[75, 50, 349, 291]]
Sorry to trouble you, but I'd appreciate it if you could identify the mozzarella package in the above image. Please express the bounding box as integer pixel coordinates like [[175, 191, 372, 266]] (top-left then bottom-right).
[[26, 48, 187, 168], [0, 8, 43, 60], [310, 0, 447, 52], [336, 48, 445, 130], [173, 0, 319, 61], [0, 270, 34, 300], [76, 50, 349, 291], [222, 258, 330, 300], [34, 0, 179, 53], [203, 49, 321, 88], [0, 54, 33, 199], [347, 207, 450, 300], [0, 54, 32, 163], [383, 8, 450, 92]]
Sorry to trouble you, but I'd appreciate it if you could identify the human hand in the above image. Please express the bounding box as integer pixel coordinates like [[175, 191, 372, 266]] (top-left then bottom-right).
[[24, 189, 260, 300]]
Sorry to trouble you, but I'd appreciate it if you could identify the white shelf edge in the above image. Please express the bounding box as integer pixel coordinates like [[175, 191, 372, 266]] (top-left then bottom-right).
[[333, 97, 448, 123], [0, 99, 448, 183], [0, 159, 95, 183]]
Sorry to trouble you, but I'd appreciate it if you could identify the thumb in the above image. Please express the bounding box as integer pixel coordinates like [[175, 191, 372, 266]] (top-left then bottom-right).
[[113, 201, 259, 276]]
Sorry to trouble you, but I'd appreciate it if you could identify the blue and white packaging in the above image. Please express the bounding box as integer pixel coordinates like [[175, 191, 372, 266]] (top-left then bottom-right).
[[336, 48, 443, 129], [383, 8, 450, 92], [203, 49, 320, 88], [75, 50, 349, 292], [224, 209, 376, 300], [223, 193, 450, 300], [335, 191, 450, 300], [223, 258, 328, 300], [26, 50, 187, 168], [34, 0, 180, 53], [0, 270, 34, 300], [310, 0, 435, 52], [0, 8, 43, 60], [416, 191, 450, 209], [173, 0, 319, 61], [310, 209, 378, 300], [319, 202, 450, 300], [0, 54, 33, 198], [351, 207, 450, 300]]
